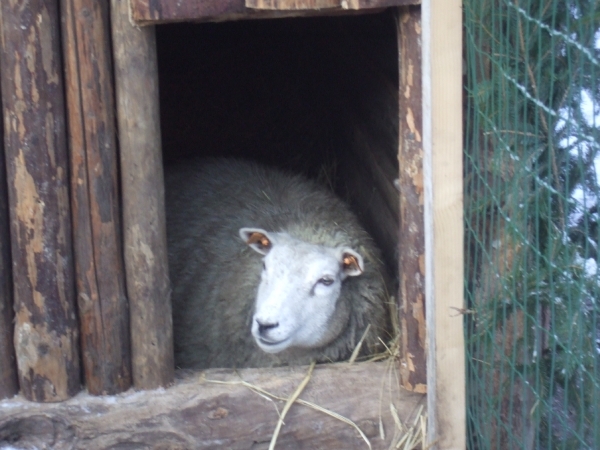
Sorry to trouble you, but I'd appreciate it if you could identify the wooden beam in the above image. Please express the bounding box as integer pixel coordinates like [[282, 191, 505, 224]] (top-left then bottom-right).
[[130, 0, 421, 25], [245, 0, 340, 9], [111, 0, 174, 389], [0, 361, 425, 449], [422, 0, 465, 448], [245, 0, 417, 9], [61, 0, 132, 396], [0, 0, 81, 402], [397, 5, 426, 394], [347, 0, 421, 8], [0, 64, 18, 401]]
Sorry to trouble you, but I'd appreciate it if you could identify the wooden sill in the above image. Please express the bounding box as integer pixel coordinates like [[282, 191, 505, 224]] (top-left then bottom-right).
[[0, 361, 425, 449]]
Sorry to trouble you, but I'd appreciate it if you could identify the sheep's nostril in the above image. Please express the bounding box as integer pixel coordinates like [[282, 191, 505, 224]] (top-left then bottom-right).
[[256, 320, 279, 336]]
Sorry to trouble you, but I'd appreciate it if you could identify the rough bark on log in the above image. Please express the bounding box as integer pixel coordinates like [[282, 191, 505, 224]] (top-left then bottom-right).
[[61, 0, 131, 396], [111, 0, 174, 389], [0, 361, 426, 449], [130, 0, 421, 25], [0, 66, 18, 401], [0, 0, 80, 402], [397, 5, 426, 393]]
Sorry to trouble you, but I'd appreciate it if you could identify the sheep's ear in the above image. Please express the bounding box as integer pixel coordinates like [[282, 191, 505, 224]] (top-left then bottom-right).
[[239, 228, 273, 255], [340, 249, 364, 277]]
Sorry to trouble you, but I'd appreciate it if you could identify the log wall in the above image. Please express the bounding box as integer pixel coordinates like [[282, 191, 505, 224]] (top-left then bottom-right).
[[0, 64, 18, 401], [0, 0, 80, 402], [61, 0, 131, 395], [0, 1, 438, 435], [111, 0, 174, 389]]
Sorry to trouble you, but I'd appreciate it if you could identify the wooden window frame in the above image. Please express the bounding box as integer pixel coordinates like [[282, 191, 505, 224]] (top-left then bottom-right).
[[0, 0, 463, 448]]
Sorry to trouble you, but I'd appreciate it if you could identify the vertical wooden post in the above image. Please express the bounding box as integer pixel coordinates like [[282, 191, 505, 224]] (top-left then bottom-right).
[[397, 5, 427, 395], [0, 0, 80, 402], [422, 0, 465, 448], [0, 66, 18, 400], [61, 0, 132, 395], [111, 0, 174, 389]]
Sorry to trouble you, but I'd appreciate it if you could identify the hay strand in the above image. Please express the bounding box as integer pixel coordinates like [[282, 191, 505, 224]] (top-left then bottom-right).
[[391, 405, 427, 450], [349, 324, 371, 364], [203, 366, 373, 449], [268, 361, 315, 450], [200, 285, 423, 450]]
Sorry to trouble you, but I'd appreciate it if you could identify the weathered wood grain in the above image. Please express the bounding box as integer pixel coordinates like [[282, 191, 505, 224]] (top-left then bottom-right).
[[0, 0, 80, 402], [347, 0, 421, 7], [61, 0, 131, 395], [0, 64, 18, 401], [397, 5, 426, 394], [0, 361, 425, 449], [130, 0, 421, 25], [245, 0, 340, 9], [111, 0, 174, 389], [422, 0, 465, 447]]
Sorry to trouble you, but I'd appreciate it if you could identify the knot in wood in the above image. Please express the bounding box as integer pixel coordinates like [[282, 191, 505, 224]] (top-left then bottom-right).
[[207, 407, 229, 420]]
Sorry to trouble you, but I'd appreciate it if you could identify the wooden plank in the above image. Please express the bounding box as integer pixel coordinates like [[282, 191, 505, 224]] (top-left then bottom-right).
[[396, 5, 426, 394], [0, 64, 18, 401], [245, 0, 423, 9], [0, 0, 81, 402], [111, 0, 174, 389], [246, 0, 339, 9], [347, 0, 420, 7], [130, 0, 421, 25], [61, 0, 132, 395], [0, 361, 426, 449], [422, 0, 465, 448]]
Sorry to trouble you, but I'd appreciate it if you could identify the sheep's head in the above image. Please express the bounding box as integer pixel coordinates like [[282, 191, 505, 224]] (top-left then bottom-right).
[[240, 228, 364, 354]]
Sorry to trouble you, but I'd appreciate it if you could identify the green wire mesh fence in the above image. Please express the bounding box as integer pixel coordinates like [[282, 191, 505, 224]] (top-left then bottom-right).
[[463, 0, 600, 448]]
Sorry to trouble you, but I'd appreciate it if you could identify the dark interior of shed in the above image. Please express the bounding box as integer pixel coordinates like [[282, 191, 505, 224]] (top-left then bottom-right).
[[155, 10, 400, 277]]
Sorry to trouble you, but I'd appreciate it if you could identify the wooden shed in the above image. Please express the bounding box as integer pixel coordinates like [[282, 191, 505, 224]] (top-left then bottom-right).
[[0, 0, 464, 448]]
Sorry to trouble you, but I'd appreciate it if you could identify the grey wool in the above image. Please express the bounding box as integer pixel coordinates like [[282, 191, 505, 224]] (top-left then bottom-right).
[[165, 158, 389, 369]]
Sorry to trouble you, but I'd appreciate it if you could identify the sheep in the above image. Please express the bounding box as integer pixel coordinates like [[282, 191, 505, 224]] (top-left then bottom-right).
[[164, 158, 390, 369]]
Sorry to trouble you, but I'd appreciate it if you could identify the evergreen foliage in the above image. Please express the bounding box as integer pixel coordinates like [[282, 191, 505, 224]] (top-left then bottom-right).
[[464, 0, 600, 447]]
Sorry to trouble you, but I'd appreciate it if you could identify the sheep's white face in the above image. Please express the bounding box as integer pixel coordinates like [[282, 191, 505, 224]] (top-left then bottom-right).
[[240, 228, 364, 354]]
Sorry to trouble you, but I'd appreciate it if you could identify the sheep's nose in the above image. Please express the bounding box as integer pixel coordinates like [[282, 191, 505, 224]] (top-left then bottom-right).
[[256, 319, 279, 336]]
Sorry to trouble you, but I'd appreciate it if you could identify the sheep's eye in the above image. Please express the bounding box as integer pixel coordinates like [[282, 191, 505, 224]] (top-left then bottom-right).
[[318, 277, 334, 286]]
